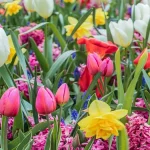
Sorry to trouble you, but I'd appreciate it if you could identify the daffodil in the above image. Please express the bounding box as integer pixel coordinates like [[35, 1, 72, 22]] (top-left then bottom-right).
[[6, 35, 26, 65], [64, 0, 75, 3], [87, 8, 108, 26], [78, 100, 128, 140], [64, 17, 93, 39], [5, 0, 22, 16]]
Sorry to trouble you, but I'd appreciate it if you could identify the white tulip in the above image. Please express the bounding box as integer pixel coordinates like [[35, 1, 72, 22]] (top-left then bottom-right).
[[24, 0, 34, 12], [143, 0, 150, 7], [0, 28, 10, 67], [132, 3, 150, 21], [134, 16, 150, 44], [109, 19, 133, 47], [32, 0, 54, 18]]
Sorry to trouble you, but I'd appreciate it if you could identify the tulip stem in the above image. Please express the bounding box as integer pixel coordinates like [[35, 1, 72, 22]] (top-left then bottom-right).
[[46, 115, 51, 130], [58, 106, 63, 128], [44, 19, 48, 61], [1, 116, 8, 150]]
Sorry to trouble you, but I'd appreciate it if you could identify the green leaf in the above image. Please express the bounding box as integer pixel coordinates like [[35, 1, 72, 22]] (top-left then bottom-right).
[[24, 140, 33, 150], [143, 18, 150, 48], [115, 49, 124, 104], [13, 107, 24, 134], [0, 65, 14, 87], [117, 128, 129, 150], [119, 0, 126, 19], [30, 38, 49, 72], [142, 70, 150, 90], [45, 50, 76, 80], [88, 93, 97, 107], [10, 31, 29, 83], [109, 136, 114, 150], [18, 130, 25, 142], [144, 90, 150, 105], [8, 121, 53, 150], [70, 8, 93, 37], [44, 129, 53, 150], [16, 132, 32, 150], [84, 137, 95, 150], [123, 49, 148, 115], [51, 119, 58, 150]]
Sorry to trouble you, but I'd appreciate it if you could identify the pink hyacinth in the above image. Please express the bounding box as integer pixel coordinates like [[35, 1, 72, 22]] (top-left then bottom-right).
[[0, 117, 14, 140], [29, 42, 61, 71], [126, 113, 150, 150], [18, 24, 44, 45], [135, 98, 148, 120], [16, 75, 42, 99]]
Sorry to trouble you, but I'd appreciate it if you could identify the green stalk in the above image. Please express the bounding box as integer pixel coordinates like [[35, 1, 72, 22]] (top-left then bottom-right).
[[44, 21, 48, 60], [1, 116, 8, 150], [119, 0, 126, 19], [58, 106, 63, 129], [46, 115, 51, 130]]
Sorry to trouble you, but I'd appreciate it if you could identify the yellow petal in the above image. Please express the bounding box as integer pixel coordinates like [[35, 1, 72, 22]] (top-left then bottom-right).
[[89, 100, 111, 116], [110, 109, 128, 119], [78, 116, 93, 128], [68, 17, 78, 25]]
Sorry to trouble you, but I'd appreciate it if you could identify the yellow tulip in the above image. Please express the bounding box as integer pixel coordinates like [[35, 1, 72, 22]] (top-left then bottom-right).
[[78, 100, 128, 140], [64, 17, 93, 39]]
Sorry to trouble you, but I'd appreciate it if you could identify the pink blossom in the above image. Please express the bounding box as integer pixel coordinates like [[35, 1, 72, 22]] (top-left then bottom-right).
[[126, 113, 150, 150], [18, 25, 44, 45]]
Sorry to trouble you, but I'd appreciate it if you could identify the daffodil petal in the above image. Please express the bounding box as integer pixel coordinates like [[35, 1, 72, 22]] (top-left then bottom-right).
[[89, 100, 111, 116], [110, 109, 128, 119], [68, 17, 78, 25]]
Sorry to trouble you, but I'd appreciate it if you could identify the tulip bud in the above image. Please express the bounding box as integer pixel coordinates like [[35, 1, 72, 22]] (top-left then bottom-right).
[[0, 87, 20, 117], [24, 0, 34, 12], [109, 19, 133, 47], [36, 87, 56, 114], [55, 83, 70, 105], [0, 28, 10, 67], [100, 57, 114, 77], [32, 0, 54, 18], [87, 53, 102, 75]]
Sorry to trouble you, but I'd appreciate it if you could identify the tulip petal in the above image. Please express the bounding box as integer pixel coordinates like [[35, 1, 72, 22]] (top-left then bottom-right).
[[134, 20, 147, 38], [89, 100, 111, 116]]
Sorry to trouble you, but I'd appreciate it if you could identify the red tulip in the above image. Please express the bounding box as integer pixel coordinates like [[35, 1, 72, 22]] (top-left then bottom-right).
[[36, 87, 56, 114], [100, 57, 114, 77], [78, 66, 93, 92], [96, 78, 105, 98], [77, 38, 118, 58], [0, 87, 20, 117], [87, 53, 102, 75], [55, 83, 70, 105], [134, 50, 150, 69]]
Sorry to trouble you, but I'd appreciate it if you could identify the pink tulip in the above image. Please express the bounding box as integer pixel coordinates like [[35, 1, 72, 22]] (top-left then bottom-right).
[[0, 87, 20, 117], [55, 83, 70, 105], [36, 87, 56, 114], [100, 57, 114, 77], [87, 53, 102, 75]]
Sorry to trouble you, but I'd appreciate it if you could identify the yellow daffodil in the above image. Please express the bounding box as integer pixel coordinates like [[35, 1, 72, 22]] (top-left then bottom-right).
[[6, 35, 26, 65], [5, 0, 22, 16], [87, 8, 108, 26], [78, 100, 128, 140], [64, 17, 93, 39], [64, 0, 75, 3]]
